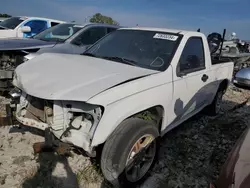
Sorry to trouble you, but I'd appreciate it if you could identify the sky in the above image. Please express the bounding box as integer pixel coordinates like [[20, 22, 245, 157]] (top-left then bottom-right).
[[1, 0, 250, 39]]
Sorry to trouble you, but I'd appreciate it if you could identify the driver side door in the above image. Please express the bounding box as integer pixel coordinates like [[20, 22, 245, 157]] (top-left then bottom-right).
[[170, 37, 210, 124]]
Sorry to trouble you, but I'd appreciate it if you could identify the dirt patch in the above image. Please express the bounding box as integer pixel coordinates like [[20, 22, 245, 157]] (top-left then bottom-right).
[[141, 85, 250, 188], [0, 84, 250, 188]]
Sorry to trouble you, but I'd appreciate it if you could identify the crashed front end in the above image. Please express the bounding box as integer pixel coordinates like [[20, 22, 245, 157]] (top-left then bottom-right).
[[13, 90, 103, 156], [0, 52, 30, 92]]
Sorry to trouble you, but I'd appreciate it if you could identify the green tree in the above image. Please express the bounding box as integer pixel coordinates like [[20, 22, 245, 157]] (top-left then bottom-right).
[[0, 13, 11, 18], [89, 13, 119, 25]]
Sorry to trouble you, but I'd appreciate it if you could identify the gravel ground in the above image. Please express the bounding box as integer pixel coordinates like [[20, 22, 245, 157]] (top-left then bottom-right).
[[0, 84, 250, 188]]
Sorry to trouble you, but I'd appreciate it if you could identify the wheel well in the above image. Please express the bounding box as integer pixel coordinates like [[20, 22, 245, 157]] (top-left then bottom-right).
[[219, 79, 229, 92], [131, 105, 164, 132], [94, 106, 164, 159]]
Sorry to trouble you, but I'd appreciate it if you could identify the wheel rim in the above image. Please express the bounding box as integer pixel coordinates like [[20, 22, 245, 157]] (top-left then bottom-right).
[[125, 134, 156, 182], [215, 91, 223, 114]]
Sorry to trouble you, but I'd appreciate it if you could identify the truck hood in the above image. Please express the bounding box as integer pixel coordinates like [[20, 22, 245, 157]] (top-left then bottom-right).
[[0, 38, 57, 50], [14, 53, 158, 102]]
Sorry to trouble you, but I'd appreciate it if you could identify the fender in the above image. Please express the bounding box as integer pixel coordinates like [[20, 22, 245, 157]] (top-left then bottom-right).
[[90, 81, 173, 146]]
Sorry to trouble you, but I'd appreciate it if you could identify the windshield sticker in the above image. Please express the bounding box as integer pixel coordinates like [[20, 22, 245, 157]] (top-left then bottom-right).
[[73, 25, 84, 28], [153, 33, 178, 41]]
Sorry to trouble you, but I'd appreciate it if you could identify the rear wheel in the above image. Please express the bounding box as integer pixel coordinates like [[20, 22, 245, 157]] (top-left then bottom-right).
[[101, 118, 159, 187], [204, 88, 224, 116]]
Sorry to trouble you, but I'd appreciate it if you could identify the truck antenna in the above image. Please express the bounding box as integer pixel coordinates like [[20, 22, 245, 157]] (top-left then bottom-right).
[[197, 28, 200, 32], [218, 29, 226, 59]]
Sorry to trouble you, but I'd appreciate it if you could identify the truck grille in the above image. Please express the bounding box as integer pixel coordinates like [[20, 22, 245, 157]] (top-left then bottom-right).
[[24, 96, 53, 124]]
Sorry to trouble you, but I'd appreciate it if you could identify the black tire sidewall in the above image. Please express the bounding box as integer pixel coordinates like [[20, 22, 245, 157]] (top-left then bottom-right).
[[204, 88, 224, 116], [214, 90, 223, 114], [101, 118, 159, 187]]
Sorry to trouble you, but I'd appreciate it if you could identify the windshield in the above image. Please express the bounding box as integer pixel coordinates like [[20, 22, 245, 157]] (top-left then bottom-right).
[[33, 23, 83, 42], [0, 17, 24, 29], [84, 29, 181, 71]]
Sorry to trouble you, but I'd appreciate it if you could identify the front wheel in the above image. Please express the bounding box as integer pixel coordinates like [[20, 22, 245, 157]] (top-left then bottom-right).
[[101, 118, 159, 187]]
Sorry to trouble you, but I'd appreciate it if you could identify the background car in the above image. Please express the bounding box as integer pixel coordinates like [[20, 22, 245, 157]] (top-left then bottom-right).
[[233, 67, 250, 88], [0, 16, 65, 38], [24, 22, 121, 61], [0, 17, 6, 23], [0, 22, 121, 93]]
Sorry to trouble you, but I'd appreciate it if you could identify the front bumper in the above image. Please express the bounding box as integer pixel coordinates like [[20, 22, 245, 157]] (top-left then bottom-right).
[[12, 90, 101, 157]]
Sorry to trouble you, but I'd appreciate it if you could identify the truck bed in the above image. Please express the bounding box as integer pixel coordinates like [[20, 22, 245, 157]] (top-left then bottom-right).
[[211, 56, 232, 65]]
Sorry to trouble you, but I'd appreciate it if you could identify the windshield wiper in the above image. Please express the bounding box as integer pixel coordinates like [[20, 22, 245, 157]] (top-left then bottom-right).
[[82, 52, 98, 57], [101, 56, 137, 66]]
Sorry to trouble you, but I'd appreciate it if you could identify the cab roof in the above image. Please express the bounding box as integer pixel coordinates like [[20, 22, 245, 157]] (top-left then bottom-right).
[[16, 16, 65, 23], [119, 27, 204, 36]]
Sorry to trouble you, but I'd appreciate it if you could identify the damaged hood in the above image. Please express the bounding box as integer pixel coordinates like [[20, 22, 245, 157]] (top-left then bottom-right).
[[0, 38, 57, 51], [14, 53, 158, 101]]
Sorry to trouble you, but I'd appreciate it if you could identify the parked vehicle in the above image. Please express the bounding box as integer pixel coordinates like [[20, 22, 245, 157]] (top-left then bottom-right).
[[0, 22, 120, 93], [10, 27, 234, 187], [0, 16, 64, 39], [210, 126, 250, 188], [23, 23, 121, 60], [233, 67, 250, 88], [0, 17, 7, 23]]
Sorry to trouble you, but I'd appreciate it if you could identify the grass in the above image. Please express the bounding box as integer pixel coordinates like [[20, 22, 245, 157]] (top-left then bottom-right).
[[76, 162, 104, 185]]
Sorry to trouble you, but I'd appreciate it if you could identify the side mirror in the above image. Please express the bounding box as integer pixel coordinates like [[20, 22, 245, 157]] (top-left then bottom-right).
[[21, 26, 31, 33], [178, 72, 187, 77]]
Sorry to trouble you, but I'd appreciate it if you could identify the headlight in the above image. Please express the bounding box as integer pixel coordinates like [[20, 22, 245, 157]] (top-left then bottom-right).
[[62, 102, 103, 137]]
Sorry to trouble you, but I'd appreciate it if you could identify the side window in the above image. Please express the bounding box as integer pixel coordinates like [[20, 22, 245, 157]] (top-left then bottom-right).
[[51, 22, 60, 27], [72, 27, 107, 46], [179, 37, 205, 73], [107, 27, 117, 34], [24, 20, 48, 34]]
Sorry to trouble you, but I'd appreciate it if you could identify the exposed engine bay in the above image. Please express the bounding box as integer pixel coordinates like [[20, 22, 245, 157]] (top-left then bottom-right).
[[0, 49, 39, 93], [14, 91, 103, 156], [1, 52, 25, 71]]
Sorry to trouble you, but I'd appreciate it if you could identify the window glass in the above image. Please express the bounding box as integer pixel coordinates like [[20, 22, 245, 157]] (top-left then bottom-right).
[[24, 20, 48, 34], [72, 27, 107, 46], [51, 22, 60, 27], [107, 27, 117, 34], [84, 30, 181, 71], [179, 37, 205, 72], [33, 23, 82, 42], [0, 17, 24, 29]]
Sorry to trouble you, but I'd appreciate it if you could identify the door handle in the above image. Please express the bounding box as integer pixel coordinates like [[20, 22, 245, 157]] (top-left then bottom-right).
[[201, 74, 209, 82]]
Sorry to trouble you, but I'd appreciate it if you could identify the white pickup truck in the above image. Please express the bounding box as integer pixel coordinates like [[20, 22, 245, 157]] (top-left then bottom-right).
[[11, 27, 234, 187], [0, 16, 64, 38]]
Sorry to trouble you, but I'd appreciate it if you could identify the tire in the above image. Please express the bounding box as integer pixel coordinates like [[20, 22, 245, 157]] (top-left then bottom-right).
[[101, 118, 159, 187], [204, 88, 224, 116]]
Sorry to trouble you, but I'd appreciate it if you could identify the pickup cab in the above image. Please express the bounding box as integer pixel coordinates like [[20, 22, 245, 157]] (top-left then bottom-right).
[[0, 16, 65, 38], [11, 27, 234, 187]]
